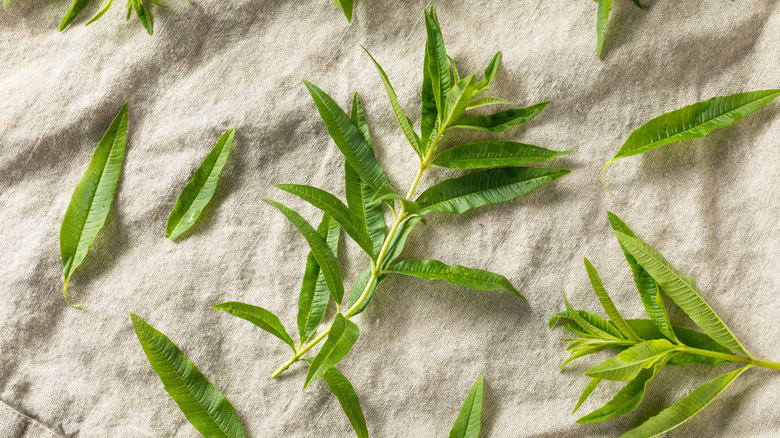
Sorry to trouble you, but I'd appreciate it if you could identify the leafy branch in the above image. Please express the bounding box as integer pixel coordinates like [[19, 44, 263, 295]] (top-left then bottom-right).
[[551, 211, 780, 437]]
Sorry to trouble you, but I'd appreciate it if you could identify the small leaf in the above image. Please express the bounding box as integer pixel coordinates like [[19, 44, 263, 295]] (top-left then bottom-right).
[[424, 6, 451, 123], [166, 128, 235, 240], [550, 309, 624, 339], [371, 182, 419, 214], [447, 55, 461, 83], [585, 339, 676, 381], [131, 313, 246, 438], [304, 314, 359, 390], [60, 103, 128, 305], [449, 375, 483, 438], [134, 1, 153, 35], [475, 51, 502, 90], [573, 378, 602, 414], [318, 364, 368, 438], [334, 0, 353, 22], [59, 0, 91, 31], [465, 97, 515, 110], [620, 366, 751, 438], [415, 167, 570, 215], [596, 0, 612, 59], [347, 266, 385, 317], [583, 258, 640, 340], [85, 0, 114, 25], [380, 216, 423, 269], [264, 199, 345, 303], [450, 101, 549, 132], [386, 259, 523, 300], [211, 302, 295, 351], [563, 293, 621, 340], [443, 74, 476, 128], [432, 141, 573, 169]]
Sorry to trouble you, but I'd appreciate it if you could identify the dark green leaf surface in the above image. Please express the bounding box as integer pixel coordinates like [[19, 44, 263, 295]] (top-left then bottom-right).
[[166, 128, 235, 240], [433, 141, 572, 169], [131, 313, 246, 438], [350, 92, 373, 150], [371, 182, 419, 214], [134, 2, 153, 35], [304, 314, 359, 390], [424, 6, 451, 123], [387, 259, 523, 300], [334, 0, 353, 22], [450, 101, 549, 132], [415, 167, 570, 215], [380, 216, 423, 269], [345, 163, 385, 257], [585, 339, 676, 381], [443, 74, 475, 127], [59, 0, 91, 31], [449, 376, 483, 438], [475, 52, 501, 90], [60, 103, 128, 304], [212, 302, 295, 350], [420, 25, 438, 153]]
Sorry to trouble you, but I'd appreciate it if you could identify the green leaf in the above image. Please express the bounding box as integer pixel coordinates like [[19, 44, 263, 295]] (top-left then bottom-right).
[[421, 28, 438, 153], [59, 0, 91, 31], [550, 309, 624, 339], [130, 313, 246, 438], [578, 353, 674, 424], [134, 1, 153, 35], [563, 293, 621, 340], [363, 48, 423, 159], [620, 366, 751, 438], [347, 266, 385, 317], [625, 319, 731, 366], [166, 128, 235, 240], [432, 141, 573, 169], [275, 184, 373, 258], [447, 55, 461, 83], [583, 257, 639, 340], [350, 92, 373, 150], [465, 97, 515, 110], [264, 199, 345, 303], [424, 6, 451, 123], [573, 378, 602, 414], [585, 339, 676, 381], [450, 101, 549, 132], [304, 314, 359, 390], [475, 51, 501, 90], [60, 103, 128, 305], [449, 375, 483, 438], [318, 364, 368, 438], [607, 212, 676, 341], [298, 213, 341, 343], [443, 74, 476, 128], [302, 80, 391, 191], [603, 89, 780, 183], [371, 182, 419, 214], [614, 231, 750, 356], [386, 259, 524, 301], [561, 345, 612, 370], [211, 302, 295, 351], [85, 0, 114, 25], [345, 163, 384, 257], [381, 216, 423, 269], [333, 0, 353, 22], [596, 0, 612, 59], [631, 0, 644, 8], [415, 167, 570, 215]]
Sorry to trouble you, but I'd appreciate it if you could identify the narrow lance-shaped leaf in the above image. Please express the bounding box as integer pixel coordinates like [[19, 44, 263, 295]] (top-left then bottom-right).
[[264, 199, 345, 303], [130, 313, 246, 438], [304, 314, 359, 390], [450, 101, 549, 132], [59, 0, 91, 32], [442, 74, 475, 128], [585, 339, 677, 381], [420, 21, 438, 153], [333, 0, 353, 22], [596, 0, 612, 59], [432, 141, 573, 169], [415, 166, 571, 215], [347, 266, 385, 317], [563, 293, 621, 340], [133, 1, 153, 35], [306, 359, 368, 438], [625, 319, 731, 367], [573, 378, 602, 414], [424, 6, 451, 122], [621, 366, 752, 438], [211, 302, 295, 351], [386, 259, 524, 301], [449, 376, 483, 438], [584, 258, 640, 340], [603, 89, 780, 188], [60, 103, 128, 305], [350, 92, 373, 150], [614, 231, 750, 356], [475, 51, 501, 91], [166, 128, 235, 240], [466, 97, 515, 110], [298, 213, 341, 343], [86, 0, 115, 25], [549, 308, 624, 339]]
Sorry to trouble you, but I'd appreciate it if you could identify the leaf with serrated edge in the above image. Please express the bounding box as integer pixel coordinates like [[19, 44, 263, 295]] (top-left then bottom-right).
[[387, 259, 523, 300], [298, 214, 340, 343], [449, 376, 483, 438], [433, 141, 573, 169], [212, 302, 295, 351], [304, 314, 359, 390], [585, 339, 676, 381], [450, 101, 549, 132]]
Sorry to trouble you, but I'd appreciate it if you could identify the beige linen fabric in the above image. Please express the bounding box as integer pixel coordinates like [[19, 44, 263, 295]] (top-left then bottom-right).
[[1, 0, 779, 436]]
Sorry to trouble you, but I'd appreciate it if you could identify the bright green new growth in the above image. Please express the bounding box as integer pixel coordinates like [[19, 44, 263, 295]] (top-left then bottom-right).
[[206, 6, 570, 436], [602, 89, 780, 193], [130, 313, 246, 438], [60, 103, 128, 306], [57, 0, 193, 35], [166, 128, 235, 240], [551, 212, 780, 437]]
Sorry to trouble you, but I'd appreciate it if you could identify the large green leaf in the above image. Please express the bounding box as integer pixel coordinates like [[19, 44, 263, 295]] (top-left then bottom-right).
[[604, 89, 780, 177], [450, 101, 549, 132], [303, 80, 391, 191], [596, 0, 612, 59], [442, 74, 476, 128], [449, 376, 483, 438], [60, 103, 128, 305], [614, 231, 750, 356], [621, 366, 751, 438], [585, 339, 676, 381], [386, 259, 523, 300], [363, 48, 423, 159], [424, 6, 451, 124], [130, 313, 246, 438], [166, 128, 235, 240], [316, 363, 368, 438], [304, 314, 359, 390], [275, 184, 373, 258], [625, 319, 731, 366], [583, 258, 639, 340], [264, 199, 345, 303], [297, 213, 341, 343], [433, 141, 572, 169], [415, 167, 570, 215], [211, 302, 295, 351]]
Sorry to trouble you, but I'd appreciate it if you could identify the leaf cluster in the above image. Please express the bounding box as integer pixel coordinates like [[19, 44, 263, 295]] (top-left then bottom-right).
[[551, 211, 779, 437]]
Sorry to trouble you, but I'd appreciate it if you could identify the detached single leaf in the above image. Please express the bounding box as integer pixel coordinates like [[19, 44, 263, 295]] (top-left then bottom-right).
[[596, 0, 612, 59], [415, 167, 570, 215], [60, 103, 128, 305], [212, 302, 295, 351], [304, 314, 359, 390], [432, 141, 573, 169], [583, 258, 639, 340], [318, 364, 368, 438], [451, 101, 549, 132], [603, 89, 780, 182], [585, 339, 676, 381], [449, 376, 483, 438], [621, 366, 751, 438], [166, 128, 235, 240], [131, 313, 246, 438], [386, 259, 524, 300], [298, 213, 341, 343]]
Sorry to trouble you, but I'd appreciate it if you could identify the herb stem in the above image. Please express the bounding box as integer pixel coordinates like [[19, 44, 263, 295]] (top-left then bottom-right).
[[679, 346, 780, 370]]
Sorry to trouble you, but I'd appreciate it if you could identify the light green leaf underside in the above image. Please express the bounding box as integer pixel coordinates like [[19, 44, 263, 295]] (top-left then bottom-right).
[[304, 314, 359, 390], [585, 339, 676, 381], [449, 375, 483, 438], [583, 257, 639, 340], [450, 101, 549, 132], [166, 128, 235, 240], [415, 167, 571, 215], [211, 301, 294, 350], [433, 141, 573, 169], [60, 103, 128, 304], [620, 366, 751, 438], [130, 313, 246, 438], [624, 319, 731, 366], [387, 259, 523, 301], [549, 309, 624, 340], [465, 97, 515, 110]]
